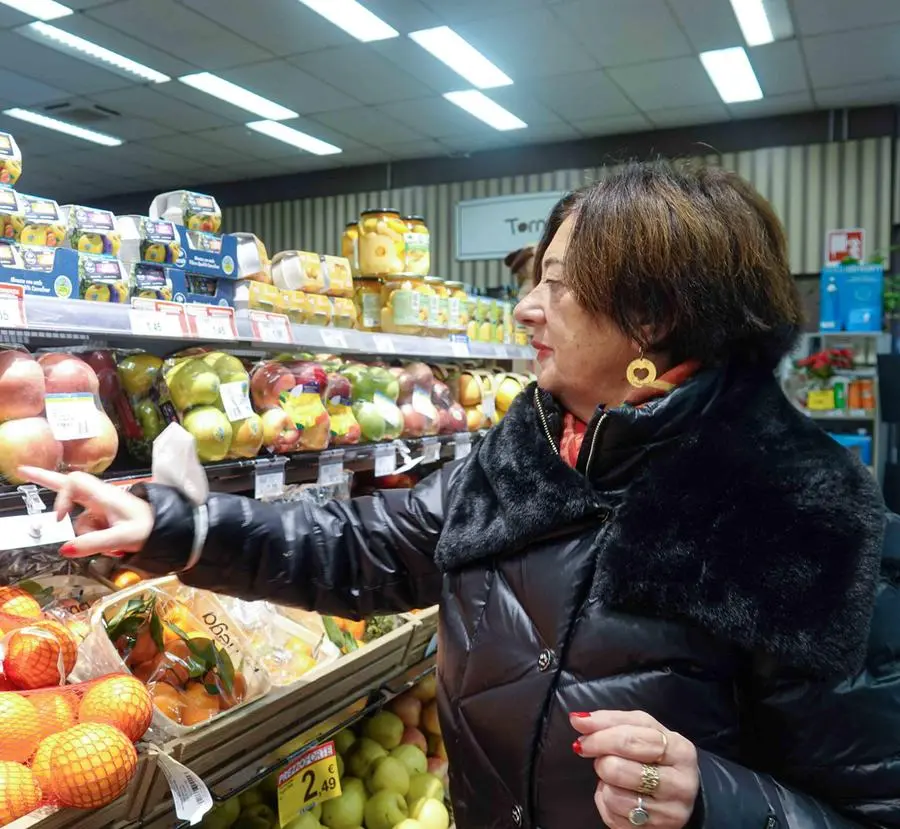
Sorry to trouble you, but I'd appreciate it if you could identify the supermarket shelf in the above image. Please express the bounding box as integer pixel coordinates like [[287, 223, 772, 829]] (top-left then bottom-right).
[[0, 295, 534, 361], [804, 409, 875, 420]]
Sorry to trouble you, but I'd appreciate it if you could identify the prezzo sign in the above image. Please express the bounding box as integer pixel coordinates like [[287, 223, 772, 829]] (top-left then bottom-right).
[[455, 192, 565, 261]]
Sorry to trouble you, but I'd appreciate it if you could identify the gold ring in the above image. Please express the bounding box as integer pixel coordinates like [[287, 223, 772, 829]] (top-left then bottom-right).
[[655, 730, 668, 763], [639, 763, 661, 794]]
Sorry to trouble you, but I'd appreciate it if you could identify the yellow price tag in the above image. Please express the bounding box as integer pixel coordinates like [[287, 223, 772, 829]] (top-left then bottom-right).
[[277, 741, 342, 828], [807, 389, 836, 411]]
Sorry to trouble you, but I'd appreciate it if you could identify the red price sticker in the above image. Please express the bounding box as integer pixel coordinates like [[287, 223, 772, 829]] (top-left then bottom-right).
[[0, 283, 26, 328], [250, 310, 293, 344], [129, 298, 189, 338], [277, 741, 341, 827], [187, 305, 237, 340]]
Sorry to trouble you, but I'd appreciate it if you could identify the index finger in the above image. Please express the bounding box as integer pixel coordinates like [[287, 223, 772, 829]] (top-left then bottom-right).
[[570, 709, 660, 736], [17, 466, 70, 492]]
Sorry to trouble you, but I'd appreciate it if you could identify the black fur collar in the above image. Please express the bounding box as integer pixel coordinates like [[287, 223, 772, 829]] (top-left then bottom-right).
[[435, 367, 885, 676]]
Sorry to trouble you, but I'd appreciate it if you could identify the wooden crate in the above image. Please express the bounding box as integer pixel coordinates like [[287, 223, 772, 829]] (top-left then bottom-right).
[[401, 606, 439, 668]]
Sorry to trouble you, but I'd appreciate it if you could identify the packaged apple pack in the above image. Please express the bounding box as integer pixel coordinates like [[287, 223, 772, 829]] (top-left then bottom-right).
[[0, 346, 120, 484], [324, 365, 361, 446], [392, 362, 440, 438], [428, 368, 467, 436], [60, 204, 122, 257], [73, 576, 271, 741], [249, 356, 331, 452], [0, 130, 22, 186], [108, 350, 166, 465], [339, 363, 403, 443]]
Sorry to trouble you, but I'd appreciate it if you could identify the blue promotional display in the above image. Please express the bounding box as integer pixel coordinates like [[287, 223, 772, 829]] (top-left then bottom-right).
[[827, 432, 873, 465], [819, 265, 884, 332]]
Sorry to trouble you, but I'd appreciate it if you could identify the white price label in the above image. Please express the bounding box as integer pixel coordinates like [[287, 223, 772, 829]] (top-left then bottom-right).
[[255, 466, 285, 500], [454, 433, 472, 460], [154, 749, 213, 826], [422, 438, 441, 463], [451, 342, 470, 357], [482, 391, 496, 420], [44, 393, 101, 442], [0, 284, 26, 328], [191, 307, 237, 340], [320, 329, 347, 349], [218, 381, 254, 422], [0, 513, 74, 552], [129, 309, 186, 338], [251, 311, 292, 344], [372, 334, 396, 354], [318, 457, 345, 486], [374, 445, 397, 478]]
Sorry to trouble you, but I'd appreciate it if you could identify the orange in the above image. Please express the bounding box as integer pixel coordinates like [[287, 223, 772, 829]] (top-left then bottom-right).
[[30, 732, 62, 798], [49, 723, 137, 809], [150, 683, 183, 724], [110, 569, 142, 590], [0, 693, 42, 763], [204, 669, 247, 711], [0, 674, 15, 692], [183, 681, 221, 711], [180, 704, 217, 727], [0, 761, 42, 824], [79, 675, 152, 743], [3, 620, 77, 689], [0, 586, 41, 619], [31, 691, 77, 738]]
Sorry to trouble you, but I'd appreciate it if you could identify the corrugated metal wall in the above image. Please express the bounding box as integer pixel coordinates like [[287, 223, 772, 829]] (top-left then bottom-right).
[[224, 137, 894, 290]]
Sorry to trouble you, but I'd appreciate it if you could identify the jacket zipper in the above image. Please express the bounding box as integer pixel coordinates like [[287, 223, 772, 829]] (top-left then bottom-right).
[[534, 386, 607, 477]]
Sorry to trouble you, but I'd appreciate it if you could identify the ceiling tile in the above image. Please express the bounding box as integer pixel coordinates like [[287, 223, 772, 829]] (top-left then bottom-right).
[[666, 0, 744, 52], [571, 112, 653, 136], [792, 0, 900, 36], [419, 0, 545, 25], [0, 67, 67, 105], [382, 138, 447, 159], [222, 60, 360, 115], [529, 70, 639, 120], [608, 57, 720, 110], [140, 133, 254, 167], [88, 87, 235, 132], [314, 106, 426, 144], [146, 82, 266, 125], [100, 141, 208, 174], [748, 41, 809, 96], [362, 0, 443, 32], [292, 45, 435, 104], [92, 115, 177, 142], [63, 147, 160, 177], [554, 0, 693, 67], [88, 0, 271, 70], [813, 79, 900, 109], [728, 91, 815, 118], [645, 103, 730, 128], [803, 25, 900, 88], [370, 37, 482, 96], [455, 7, 598, 80], [183, 122, 364, 162], [437, 132, 517, 153], [486, 88, 567, 127], [182, 0, 353, 56]]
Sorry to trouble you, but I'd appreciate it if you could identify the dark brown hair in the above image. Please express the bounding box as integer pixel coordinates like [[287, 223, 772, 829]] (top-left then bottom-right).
[[534, 160, 803, 369]]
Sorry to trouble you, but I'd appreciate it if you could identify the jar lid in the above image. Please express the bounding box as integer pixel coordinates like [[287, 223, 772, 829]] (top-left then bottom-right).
[[445, 280, 464, 288], [361, 208, 400, 216], [344, 221, 358, 229], [404, 214, 426, 222], [384, 273, 419, 282], [424, 276, 443, 284]]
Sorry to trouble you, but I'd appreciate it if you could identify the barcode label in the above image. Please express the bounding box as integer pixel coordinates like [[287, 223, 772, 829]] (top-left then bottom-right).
[[374, 445, 397, 477], [44, 393, 101, 442], [454, 433, 472, 460], [422, 438, 441, 463], [219, 381, 254, 421], [154, 748, 214, 823]]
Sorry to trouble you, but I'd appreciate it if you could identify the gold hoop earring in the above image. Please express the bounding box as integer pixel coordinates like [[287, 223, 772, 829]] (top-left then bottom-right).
[[626, 353, 657, 388]]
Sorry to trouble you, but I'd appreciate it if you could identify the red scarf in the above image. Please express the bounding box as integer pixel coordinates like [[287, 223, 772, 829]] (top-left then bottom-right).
[[559, 361, 701, 468]]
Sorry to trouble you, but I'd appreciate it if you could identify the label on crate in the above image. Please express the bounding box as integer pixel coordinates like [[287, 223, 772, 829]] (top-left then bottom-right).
[[318, 452, 345, 486], [188, 304, 237, 340], [250, 310, 293, 344], [154, 748, 214, 825], [422, 437, 441, 464], [374, 443, 397, 478], [0, 283, 26, 328], [277, 741, 342, 827], [454, 432, 472, 460], [219, 381, 254, 422], [481, 391, 496, 421], [44, 393, 101, 441], [255, 463, 286, 500]]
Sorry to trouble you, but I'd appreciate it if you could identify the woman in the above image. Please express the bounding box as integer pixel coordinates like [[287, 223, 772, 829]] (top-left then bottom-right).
[[24, 162, 900, 829], [505, 244, 536, 300]]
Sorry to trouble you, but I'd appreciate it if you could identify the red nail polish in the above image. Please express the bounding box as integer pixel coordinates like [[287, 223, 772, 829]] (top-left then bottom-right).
[[572, 740, 583, 755], [59, 542, 76, 557], [108, 550, 126, 559], [570, 712, 591, 718]]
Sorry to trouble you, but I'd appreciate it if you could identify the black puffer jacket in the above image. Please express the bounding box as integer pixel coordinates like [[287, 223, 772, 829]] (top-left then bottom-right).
[[132, 366, 900, 829]]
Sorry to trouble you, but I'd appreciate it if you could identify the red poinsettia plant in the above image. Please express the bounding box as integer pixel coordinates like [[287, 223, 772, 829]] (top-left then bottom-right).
[[795, 348, 854, 383]]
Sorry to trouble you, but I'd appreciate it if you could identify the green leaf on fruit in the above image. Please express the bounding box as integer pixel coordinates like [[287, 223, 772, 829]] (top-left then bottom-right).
[[214, 645, 235, 694]]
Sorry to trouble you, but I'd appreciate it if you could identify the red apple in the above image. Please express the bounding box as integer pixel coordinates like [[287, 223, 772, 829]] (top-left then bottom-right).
[[82, 350, 121, 401], [447, 403, 467, 433], [431, 381, 452, 409], [0, 350, 45, 421], [251, 362, 295, 410], [39, 352, 100, 396], [326, 373, 352, 400], [261, 407, 301, 453], [406, 362, 434, 391], [401, 727, 428, 754], [390, 367, 414, 403], [62, 409, 119, 475], [401, 403, 427, 438], [427, 757, 449, 788], [389, 693, 423, 728], [290, 362, 328, 394], [0, 417, 62, 483]]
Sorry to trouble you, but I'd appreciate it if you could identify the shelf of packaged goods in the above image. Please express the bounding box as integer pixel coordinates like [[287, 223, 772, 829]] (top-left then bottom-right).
[[0, 432, 484, 520], [0, 294, 534, 362], [804, 409, 875, 420]]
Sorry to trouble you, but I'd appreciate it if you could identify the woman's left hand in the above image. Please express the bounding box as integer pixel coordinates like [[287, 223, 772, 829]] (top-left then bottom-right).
[[570, 710, 700, 829]]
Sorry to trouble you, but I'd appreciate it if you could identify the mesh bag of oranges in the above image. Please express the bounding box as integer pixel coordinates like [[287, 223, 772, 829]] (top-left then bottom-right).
[[75, 577, 270, 741], [0, 674, 151, 826]]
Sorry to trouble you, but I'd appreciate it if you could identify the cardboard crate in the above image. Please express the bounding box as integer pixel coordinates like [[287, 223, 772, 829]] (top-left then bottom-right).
[[401, 606, 439, 668]]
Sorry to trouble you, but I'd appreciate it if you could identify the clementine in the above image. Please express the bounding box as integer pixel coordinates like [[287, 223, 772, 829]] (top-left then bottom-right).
[[0, 586, 41, 619], [0, 761, 42, 824], [0, 693, 42, 763], [3, 620, 77, 689], [79, 675, 152, 743]]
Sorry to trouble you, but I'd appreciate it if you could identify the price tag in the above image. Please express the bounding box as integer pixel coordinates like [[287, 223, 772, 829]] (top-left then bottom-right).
[[422, 438, 441, 464], [482, 391, 496, 421], [372, 334, 397, 354], [0, 513, 74, 551], [255, 463, 286, 500], [374, 444, 397, 478], [250, 311, 293, 344], [0, 284, 26, 328], [451, 341, 470, 357], [318, 452, 345, 486], [44, 393, 101, 441], [454, 432, 472, 460], [130, 299, 189, 338], [218, 381, 254, 421], [320, 329, 347, 349], [277, 741, 342, 827], [188, 305, 237, 340], [153, 749, 213, 826]]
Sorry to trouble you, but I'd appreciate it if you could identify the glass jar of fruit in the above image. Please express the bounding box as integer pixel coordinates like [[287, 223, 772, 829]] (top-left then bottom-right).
[[332, 296, 357, 329], [424, 276, 448, 338], [354, 277, 382, 332], [446, 281, 467, 334], [466, 291, 479, 340], [403, 215, 430, 276], [341, 221, 359, 276], [381, 274, 424, 336], [358, 208, 406, 276]]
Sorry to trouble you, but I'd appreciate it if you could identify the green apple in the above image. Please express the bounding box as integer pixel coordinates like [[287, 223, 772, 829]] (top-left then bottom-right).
[[365, 756, 410, 797], [258, 772, 279, 800], [238, 789, 264, 810], [282, 810, 322, 829], [393, 822, 424, 829], [390, 745, 427, 778], [134, 398, 165, 440], [352, 401, 386, 442], [167, 358, 220, 411], [206, 352, 247, 382], [408, 798, 449, 829], [200, 796, 241, 829], [406, 774, 444, 806], [320, 777, 365, 828], [183, 405, 233, 462], [345, 738, 386, 778], [233, 803, 277, 829], [362, 711, 404, 751], [363, 791, 408, 829], [333, 729, 357, 756], [336, 753, 345, 779]]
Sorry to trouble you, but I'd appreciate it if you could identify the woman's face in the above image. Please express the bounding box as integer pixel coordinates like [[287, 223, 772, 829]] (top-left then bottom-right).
[[514, 214, 637, 420]]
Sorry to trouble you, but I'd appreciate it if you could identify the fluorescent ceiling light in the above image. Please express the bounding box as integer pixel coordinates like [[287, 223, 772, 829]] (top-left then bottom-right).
[[0, 0, 71, 20], [443, 90, 526, 131], [700, 47, 763, 103], [729, 0, 773, 46], [180, 73, 298, 120], [297, 0, 397, 42], [21, 22, 170, 83], [410, 26, 512, 89], [247, 120, 341, 156], [3, 107, 122, 146]]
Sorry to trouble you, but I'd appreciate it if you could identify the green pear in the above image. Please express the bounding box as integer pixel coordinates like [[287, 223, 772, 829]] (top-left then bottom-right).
[[390, 745, 427, 778], [363, 790, 408, 829], [365, 756, 409, 797], [345, 738, 386, 778]]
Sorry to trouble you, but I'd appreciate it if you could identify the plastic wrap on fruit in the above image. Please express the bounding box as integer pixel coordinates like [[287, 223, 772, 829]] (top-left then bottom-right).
[[0, 188, 23, 240], [325, 372, 361, 445], [61, 205, 121, 256], [150, 190, 221, 232], [0, 131, 22, 186], [114, 351, 164, 464], [393, 363, 439, 437], [279, 383, 330, 451]]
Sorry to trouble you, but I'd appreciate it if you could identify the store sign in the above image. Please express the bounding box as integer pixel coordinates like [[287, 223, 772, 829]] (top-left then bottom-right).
[[825, 228, 865, 265], [455, 192, 565, 260]]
